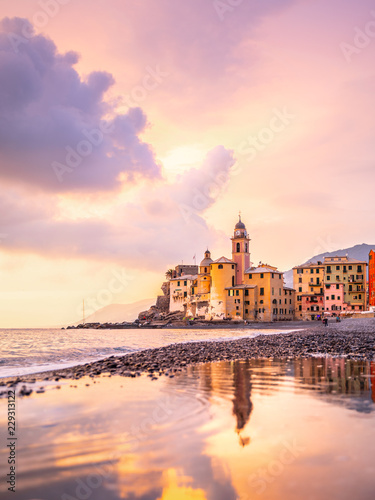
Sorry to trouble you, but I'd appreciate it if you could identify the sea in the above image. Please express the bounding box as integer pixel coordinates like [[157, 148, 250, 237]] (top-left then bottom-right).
[[1, 328, 375, 499]]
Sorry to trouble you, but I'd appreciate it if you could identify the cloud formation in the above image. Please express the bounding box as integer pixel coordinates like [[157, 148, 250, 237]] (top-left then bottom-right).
[[0, 17, 161, 192], [0, 146, 236, 269]]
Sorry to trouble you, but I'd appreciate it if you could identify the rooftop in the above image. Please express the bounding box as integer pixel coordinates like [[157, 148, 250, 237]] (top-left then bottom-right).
[[245, 266, 281, 274], [170, 275, 198, 281], [212, 256, 235, 264]]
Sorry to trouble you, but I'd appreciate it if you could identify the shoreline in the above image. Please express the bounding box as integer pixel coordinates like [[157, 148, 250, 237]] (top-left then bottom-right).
[[1, 318, 375, 394]]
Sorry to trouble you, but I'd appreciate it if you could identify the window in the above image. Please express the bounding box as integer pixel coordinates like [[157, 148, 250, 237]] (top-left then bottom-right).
[[245, 309, 248, 314], [191, 288, 194, 295], [327, 266, 331, 273], [236, 306, 239, 310], [349, 285, 352, 291], [327, 276, 331, 281], [279, 288, 281, 295], [232, 264, 234, 269], [316, 269, 320, 273], [218, 264, 223, 269], [245, 301, 250, 305], [232, 276, 235, 287], [359, 294, 362, 299], [336, 284, 339, 289], [331, 295, 335, 300], [298, 305, 302, 311], [299, 287, 302, 292], [177, 281, 180, 286], [279, 275, 282, 279], [260, 273, 264, 279], [184, 291, 187, 297], [310, 288, 313, 292], [297, 269, 303, 274], [299, 277, 302, 283], [236, 243, 240, 252], [272, 287, 274, 295], [249, 274, 252, 279], [272, 273, 274, 278], [326, 296, 329, 301], [204, 267, 207, 273], [260, 299, 264, 304], [184, 280, 187, 286], [236, 290, 239, 296], [260, 288, 264, 296], [357, 265, 362, 272], [245, 243, 248, 252], [336, 266, 340, 270], [245, 289, 249, 296], [349, 265, 352, 270], [336, 276, 339, 281]]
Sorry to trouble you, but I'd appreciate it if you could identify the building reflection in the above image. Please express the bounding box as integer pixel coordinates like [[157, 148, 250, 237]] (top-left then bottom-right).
[[232, 361, 252, 446]]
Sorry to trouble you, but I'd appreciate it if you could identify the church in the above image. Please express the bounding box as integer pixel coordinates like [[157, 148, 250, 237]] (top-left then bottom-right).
[[167, 216, 296, 322]]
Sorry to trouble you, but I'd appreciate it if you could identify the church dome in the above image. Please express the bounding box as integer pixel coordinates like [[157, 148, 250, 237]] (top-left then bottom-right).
[[235, 215, 245, 230], [200, 249, 213, 267]]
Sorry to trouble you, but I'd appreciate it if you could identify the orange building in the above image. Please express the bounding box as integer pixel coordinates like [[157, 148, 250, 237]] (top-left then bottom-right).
[[369, 250, 375, 307]]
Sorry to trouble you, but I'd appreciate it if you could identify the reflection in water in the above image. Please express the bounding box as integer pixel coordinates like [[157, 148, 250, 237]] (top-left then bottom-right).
[[0, 358, 375, 499]]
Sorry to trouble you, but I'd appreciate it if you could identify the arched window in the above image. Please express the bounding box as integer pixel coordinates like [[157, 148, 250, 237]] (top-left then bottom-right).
[[245, 243, 248, 253], [204, 267, 207, 273], [236, 243, 240, 252], [218, 264, 223, 269], [232, 276, 235, 286]]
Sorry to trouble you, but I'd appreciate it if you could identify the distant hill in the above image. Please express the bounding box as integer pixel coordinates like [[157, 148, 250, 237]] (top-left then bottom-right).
[[284, 243, 375, 288], [80, 298, 156, 325]]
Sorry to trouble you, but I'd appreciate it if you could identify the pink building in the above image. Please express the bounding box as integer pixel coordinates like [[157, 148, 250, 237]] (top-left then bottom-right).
[[301, 294, 324, 320], [324, 284, 348, 316]]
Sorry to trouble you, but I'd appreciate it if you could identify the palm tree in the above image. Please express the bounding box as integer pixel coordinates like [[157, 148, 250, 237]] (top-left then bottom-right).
[[165, 269, 174, 280]]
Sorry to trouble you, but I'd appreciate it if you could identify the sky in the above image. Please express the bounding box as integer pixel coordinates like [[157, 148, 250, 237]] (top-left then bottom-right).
[[1, 0, 375, 327]]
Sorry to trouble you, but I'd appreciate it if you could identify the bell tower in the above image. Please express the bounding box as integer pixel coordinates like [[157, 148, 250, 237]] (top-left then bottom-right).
[[231, 213, 251, 284]]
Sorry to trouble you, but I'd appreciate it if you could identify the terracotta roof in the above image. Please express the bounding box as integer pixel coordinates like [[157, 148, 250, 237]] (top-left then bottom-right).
[[245, 266, 281, 274], [212, 256, 235, 264], [170, 275, 197, 281]]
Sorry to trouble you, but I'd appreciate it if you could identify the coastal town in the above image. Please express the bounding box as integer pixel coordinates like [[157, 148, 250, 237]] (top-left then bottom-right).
[[140, 215, 375, 325]]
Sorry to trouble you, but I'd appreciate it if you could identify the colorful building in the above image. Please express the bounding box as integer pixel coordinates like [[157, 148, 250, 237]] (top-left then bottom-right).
[[293, 262, 324, 320], [369, 250, 375, 307], [167, 216, 295, 321]]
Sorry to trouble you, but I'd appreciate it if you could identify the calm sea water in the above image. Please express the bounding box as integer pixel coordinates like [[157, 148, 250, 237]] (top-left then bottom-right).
[[0, 357, 374, 499], [0, 327, 295, 378]]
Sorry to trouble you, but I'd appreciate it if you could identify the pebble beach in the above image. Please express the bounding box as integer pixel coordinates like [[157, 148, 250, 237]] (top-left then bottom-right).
[[2, 318, 374, 394]]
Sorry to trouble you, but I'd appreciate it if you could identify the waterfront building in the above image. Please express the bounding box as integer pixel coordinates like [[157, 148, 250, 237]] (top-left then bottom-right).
[[293, 262, 324, 320], [369, 250, 375, 307], [323, 256, 367, 312]]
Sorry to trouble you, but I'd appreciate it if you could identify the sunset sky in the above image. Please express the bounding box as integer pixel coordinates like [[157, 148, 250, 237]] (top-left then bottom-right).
[[1, 0, 375, 327]]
